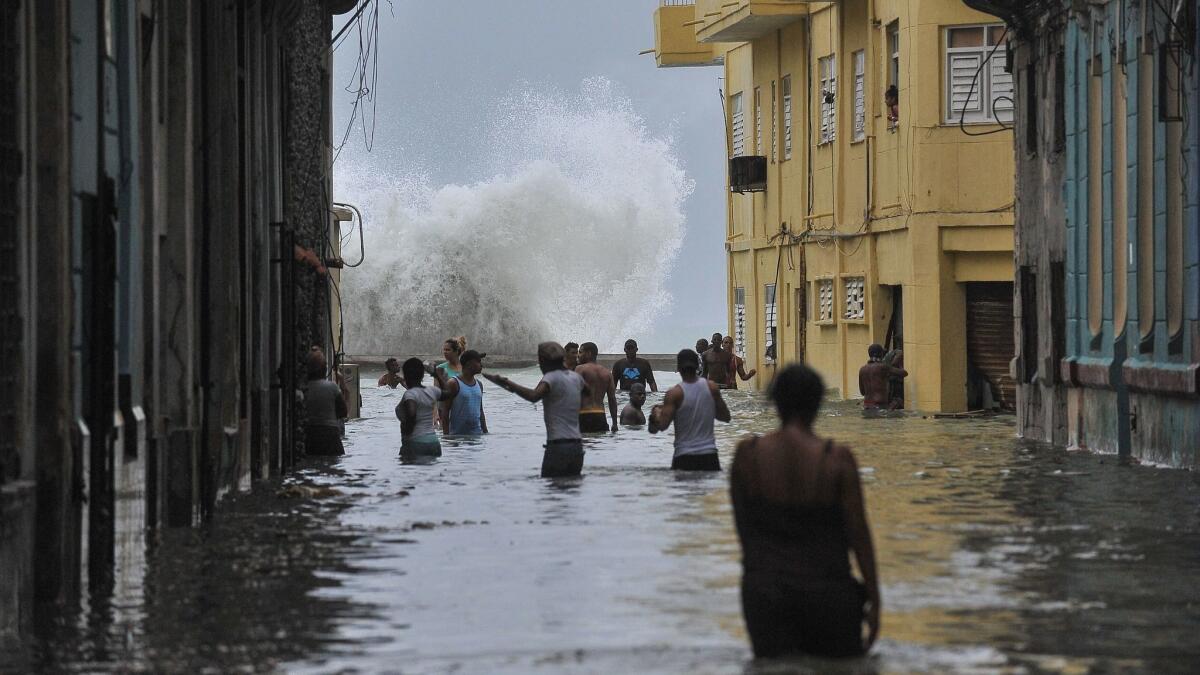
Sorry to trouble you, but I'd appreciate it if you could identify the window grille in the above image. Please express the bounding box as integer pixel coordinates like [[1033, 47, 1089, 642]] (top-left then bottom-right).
[[843, 276, 866, 321], [945, 24, 1012, 124], [734, 287, 746, 356], [817, 278, 835, 323], [819, 55, 837, 144], [853, 50, 866, 141], [731, 92, 745, 156], [782, 76, 792, 159]]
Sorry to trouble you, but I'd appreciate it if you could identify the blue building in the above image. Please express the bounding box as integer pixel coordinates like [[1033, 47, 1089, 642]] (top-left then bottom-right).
[[967, 0, 1198, 466]]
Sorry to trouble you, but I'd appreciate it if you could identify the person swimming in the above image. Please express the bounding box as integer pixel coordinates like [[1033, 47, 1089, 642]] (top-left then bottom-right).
[[431, 350, 489, 435], [620, 382, 647, 426], [648, 349, 731, 471], [483, 342, 591, 478], [378, 357, 403, 388], [575, 342, 618, 433], [397, 357, 454, 457], [730, 363, 880, 658]]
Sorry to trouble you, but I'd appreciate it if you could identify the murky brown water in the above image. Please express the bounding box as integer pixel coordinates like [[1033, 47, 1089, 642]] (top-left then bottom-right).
[[7, 369, 1200, 673]]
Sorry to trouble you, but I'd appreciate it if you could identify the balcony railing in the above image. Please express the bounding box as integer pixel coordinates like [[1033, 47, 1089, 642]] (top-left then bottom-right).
[[694, 0, 817, 43]]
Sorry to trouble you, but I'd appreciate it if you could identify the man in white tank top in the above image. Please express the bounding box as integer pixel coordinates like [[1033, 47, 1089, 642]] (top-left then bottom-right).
[[649, 349, 732, 470], [484, 341, 591, 477]]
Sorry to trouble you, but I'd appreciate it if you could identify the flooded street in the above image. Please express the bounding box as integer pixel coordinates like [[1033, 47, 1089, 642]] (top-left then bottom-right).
[[11, 369, 1200, 673]]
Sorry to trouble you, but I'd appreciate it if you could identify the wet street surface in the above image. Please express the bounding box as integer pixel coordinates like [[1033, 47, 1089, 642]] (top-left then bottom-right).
[[7, 369, 1200, 673]]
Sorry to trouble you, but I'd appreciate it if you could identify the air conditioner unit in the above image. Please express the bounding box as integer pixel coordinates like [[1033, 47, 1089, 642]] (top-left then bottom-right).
[[729, 155, 767, 193]]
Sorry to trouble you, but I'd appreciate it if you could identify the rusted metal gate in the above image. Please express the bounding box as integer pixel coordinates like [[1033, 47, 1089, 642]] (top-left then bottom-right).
[[966, 282, 1017, 410], [0, 2, 21, 485]]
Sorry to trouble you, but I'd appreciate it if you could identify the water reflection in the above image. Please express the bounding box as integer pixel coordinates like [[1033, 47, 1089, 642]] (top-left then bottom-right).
[[5, 368, 1198, 673]]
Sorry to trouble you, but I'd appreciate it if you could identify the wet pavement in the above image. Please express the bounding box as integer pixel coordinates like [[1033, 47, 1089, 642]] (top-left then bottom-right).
[[6, 368, 1200, 673]]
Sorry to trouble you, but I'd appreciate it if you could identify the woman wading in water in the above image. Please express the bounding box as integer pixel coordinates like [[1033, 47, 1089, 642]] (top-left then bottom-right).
[[435, 336, 466, 429], [731, 364, 880, 658]]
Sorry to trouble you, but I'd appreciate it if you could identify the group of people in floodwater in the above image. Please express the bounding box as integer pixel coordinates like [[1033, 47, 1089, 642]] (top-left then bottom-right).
[[303, 334, 883, 659]]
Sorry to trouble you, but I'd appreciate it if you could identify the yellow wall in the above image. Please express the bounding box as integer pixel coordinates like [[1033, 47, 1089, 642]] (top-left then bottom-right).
[[656, 0, 1014, 412]]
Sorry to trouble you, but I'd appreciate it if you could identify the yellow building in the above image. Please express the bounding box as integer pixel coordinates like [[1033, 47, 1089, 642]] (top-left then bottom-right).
[[650, 0, 1016, 412]]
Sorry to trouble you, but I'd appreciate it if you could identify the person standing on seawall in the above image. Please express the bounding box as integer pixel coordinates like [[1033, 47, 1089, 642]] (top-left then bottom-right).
[[731, 364, 880, 658], [430, 350, 489, 435], [304, 349, 349, 456], [648, 349, 731, 471], [483, 342, 591, 478], [611, 338, 657, 392]]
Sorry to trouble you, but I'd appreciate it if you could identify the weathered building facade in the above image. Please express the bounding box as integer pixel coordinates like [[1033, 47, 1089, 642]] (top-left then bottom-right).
[[650, 0, 1016, 412], [967, 0, 1198, 466], [1, 0, 356, 640]]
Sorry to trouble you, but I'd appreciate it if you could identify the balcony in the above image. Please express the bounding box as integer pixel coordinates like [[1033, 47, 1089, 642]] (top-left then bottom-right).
[[652, 3, 723, 68], [694, 0, 816, 43]]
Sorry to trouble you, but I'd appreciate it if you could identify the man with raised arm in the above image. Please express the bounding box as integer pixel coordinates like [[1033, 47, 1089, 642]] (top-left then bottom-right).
[[483, 341, 591, 477], [649, 349, 732, 471], [575, 342, 619, 433]]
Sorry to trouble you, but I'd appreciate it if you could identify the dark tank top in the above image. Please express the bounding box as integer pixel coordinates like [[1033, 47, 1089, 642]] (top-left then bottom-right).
[[731, 439, 851, 580]]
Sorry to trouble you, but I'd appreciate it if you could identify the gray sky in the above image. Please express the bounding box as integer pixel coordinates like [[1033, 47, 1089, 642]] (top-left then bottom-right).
[[332, 0, 727, 353]]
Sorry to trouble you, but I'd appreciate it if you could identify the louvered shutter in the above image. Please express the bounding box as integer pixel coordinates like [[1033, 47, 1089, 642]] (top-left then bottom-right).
[[783, 93, 792, 158], [754, 89, 763, 154], [853, 51, 866, 140], [731, 93, 745, 156], [948, 51, 984, 122], [989, 49, 1013, 122]]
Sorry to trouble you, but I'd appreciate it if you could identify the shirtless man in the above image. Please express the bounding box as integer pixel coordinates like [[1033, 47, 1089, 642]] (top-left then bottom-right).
[[575, 342, 619, 433], [703, 332, 736, 389], [378, 357, 403, 388], [859, 344, 907, 410], [722, 335, 757, 389], [620, 382, 647, 426], [564, 342, 580, 371]]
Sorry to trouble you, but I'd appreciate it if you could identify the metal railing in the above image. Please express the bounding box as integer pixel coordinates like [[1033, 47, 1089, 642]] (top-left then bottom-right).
[[660, 1, 695, 6]]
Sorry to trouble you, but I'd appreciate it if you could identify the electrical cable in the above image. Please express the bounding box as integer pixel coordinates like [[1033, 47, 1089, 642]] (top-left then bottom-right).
[[957, 26, 1012, 136]]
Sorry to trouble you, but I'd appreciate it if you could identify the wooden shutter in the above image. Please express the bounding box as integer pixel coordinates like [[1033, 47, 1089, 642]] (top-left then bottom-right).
[[853, 51, 866, 140], [990, 48, 1014, 121], [731, 92, 745, 156]]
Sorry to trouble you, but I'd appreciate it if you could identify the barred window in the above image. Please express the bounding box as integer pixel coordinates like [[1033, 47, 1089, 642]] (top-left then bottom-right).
[[843, 276, 866, 321]]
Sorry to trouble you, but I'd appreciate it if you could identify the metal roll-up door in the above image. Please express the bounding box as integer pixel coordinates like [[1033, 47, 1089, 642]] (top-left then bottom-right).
[[966, 282, 1016, 410]]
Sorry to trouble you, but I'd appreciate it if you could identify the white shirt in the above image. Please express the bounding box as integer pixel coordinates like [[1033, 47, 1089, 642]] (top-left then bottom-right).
[[399, 386, 442, 438], [673, 378, 717, 457], [539, 369, 585, 441]]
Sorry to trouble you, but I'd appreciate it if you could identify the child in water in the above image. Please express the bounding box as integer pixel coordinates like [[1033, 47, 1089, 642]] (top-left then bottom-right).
[[620, 382, 647, 426]]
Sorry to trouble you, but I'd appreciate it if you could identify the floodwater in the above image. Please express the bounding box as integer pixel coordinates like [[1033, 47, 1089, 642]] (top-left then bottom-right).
[[7, 368, 1200, 673]]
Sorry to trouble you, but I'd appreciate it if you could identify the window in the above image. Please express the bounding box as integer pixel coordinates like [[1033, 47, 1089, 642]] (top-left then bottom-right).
[[887, 21, 900, 89], [816, 278, 835, 324], [1087, 50, 1103, 339], [945, 24, 1012, 124], [1137, 45, 1154, 346], [818, 55, 836, 144], [843, 276, 866, 321], [782, 76, 792, 160], [734, 287, 747, 356], [770, 81, 778, 162], [852, 50, 866, 141], [764, 284, 778, 361], [754, 87, 763, 155], [731, 92, 745, 157]]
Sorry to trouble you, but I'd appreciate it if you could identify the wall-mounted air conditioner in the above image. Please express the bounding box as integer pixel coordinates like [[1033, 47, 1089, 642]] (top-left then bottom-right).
[[729, 155, 767, 193]]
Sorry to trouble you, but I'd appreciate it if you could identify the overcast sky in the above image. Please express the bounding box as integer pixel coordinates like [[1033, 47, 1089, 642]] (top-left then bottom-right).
[[332, 1, 727, 353]]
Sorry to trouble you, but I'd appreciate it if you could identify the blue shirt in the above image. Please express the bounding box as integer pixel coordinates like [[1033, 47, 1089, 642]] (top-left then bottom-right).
[[448, 376, 484, 435]]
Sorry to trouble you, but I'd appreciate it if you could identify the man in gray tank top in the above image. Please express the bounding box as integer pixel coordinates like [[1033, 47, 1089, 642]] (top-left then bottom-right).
[[484, 341, 591, 477], [649, 349, 732, 470]]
